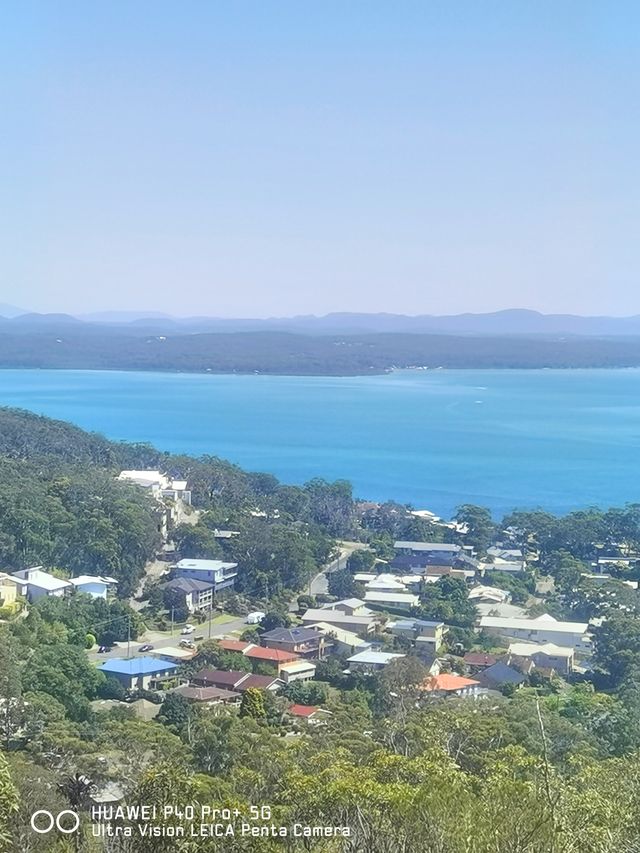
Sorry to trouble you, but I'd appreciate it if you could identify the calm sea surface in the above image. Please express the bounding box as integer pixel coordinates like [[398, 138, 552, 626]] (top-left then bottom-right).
[[1, 368, 640, 518]]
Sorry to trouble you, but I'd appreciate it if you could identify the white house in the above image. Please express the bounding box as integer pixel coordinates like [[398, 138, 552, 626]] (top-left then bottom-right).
[[172, 558, 238, 592], [479, 614, 590, 651], [278, 660, 317, 684], [364, 591, 420, 611], [69, 575, 118, 599], [364, 574, 407, 593], [12, 568, 72, 602], [117, 470, 192, 504], [469, 585, 511, 604]]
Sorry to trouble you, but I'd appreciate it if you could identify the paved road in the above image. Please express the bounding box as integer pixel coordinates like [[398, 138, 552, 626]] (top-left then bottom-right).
[[88, 616, 249, 662], [309, 541, 369, 596]]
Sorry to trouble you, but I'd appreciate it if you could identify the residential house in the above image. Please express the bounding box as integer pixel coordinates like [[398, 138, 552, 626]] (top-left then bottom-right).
[[149, 647, 198, 663], [172, 685, 241, 705], [463, 652, 499, 672], [69, 575, 118, 599], [244, 646, 300, 666], [288, 704, 332, 724], [482, 561, 526, 574], [171, 558, 238, 592], [99, 657, 180, 691], [346, 650, 405, 674], [425, 565, 476, 580], [468, 585, 511, 605], [117, 470, 192, 504], [364, 591, 420, 611], [364, 574, 407, 593], [191, 669, 283, 692], [12, 567, 72, 602], [212, 529, 240, 540], [392, 541, 463, 572], [261, 626, 328, 659], [160, 577, 215, 612], [479, 614, 590, 652], [391, 618, 447, 651], [118, 470, 192, 537], [306, 622, 372, 657], [300, 608, 377, 635], [508, 641, 575, 675], [0, 573, 22, 610], [216, 638, 253, 654], [476, 661, 526, 691], [322, 598, 372, 616], [487, 547, 524, 562], [278, 660, 317, 684], [421, 673, 485, 699]]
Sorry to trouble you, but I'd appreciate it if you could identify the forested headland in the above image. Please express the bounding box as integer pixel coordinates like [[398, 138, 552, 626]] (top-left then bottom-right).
[[3, 327, 640, 373]]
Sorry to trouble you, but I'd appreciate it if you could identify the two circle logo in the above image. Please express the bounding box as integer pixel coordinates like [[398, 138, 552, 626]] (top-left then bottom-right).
[[30, 810, 80, 835]]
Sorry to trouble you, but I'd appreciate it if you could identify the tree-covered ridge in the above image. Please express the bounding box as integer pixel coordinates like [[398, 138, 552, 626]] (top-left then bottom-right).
[[4, 329, 640, 373]]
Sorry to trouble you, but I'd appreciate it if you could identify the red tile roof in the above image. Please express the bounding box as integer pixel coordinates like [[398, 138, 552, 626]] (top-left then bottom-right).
[[217, 639, 252, 653], [245, 646, 299, 663], [289, 704, 320, 718], [422, 674, 480, 693], [463, 652, 498, 667]]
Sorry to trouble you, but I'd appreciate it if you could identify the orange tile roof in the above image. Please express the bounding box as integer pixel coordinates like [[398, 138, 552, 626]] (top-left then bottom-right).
[[422, 674, 480, 692], [217, 639, 252, 653], [289, 704, 319, 718], [245, 646, 299, 663]]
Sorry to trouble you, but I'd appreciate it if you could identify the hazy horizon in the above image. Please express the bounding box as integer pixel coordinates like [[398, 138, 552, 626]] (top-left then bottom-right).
[[3, 2, 639, 317]]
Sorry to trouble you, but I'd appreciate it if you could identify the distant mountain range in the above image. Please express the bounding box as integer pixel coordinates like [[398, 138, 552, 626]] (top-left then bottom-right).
[[3, 307, 640, 337]]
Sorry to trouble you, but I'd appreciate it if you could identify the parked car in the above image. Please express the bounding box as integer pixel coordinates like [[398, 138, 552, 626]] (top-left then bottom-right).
[[179, 640, 195, 649], [97, 646, 111, 654], [180, 626, 195, 635], [139, 644, 154, 653]]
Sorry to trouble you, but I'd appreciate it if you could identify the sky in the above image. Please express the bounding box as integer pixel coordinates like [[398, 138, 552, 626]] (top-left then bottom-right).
[[1, 2, 639, 318]]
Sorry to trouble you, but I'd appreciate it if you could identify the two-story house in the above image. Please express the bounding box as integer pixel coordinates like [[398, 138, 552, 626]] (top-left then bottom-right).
[[261, 627, 329, 660]]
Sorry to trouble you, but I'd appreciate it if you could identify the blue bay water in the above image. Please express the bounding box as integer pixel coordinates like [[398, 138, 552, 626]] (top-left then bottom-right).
[[1, 368, 640, 518]]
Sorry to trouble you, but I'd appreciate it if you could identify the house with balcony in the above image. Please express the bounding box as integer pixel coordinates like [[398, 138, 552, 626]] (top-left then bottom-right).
[[261, 626, 329, 659], [160, 577, 216, 612], [171, 558, 238, 592]]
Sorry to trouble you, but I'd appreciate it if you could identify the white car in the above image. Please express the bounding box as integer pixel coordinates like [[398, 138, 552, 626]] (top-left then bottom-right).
[[246, 611, 266, 625], [180, 626, 195, 635]]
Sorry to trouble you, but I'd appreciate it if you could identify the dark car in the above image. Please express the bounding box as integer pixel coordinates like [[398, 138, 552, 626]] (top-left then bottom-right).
[[97, 646, 111, 654], [138, 643, 154, 653]]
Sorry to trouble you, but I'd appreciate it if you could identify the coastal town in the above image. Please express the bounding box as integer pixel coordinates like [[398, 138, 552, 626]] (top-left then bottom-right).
[[1, 408, 640, 851]]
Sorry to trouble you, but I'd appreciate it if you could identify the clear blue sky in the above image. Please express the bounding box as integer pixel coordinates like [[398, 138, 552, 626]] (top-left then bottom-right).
[[2, 2, 639, 317]]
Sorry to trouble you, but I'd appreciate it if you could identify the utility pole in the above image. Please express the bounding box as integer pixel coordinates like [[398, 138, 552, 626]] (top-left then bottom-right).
[[208, 587, 215, 640], [127, 614, 131, 659], [171, 606, 175, 638]]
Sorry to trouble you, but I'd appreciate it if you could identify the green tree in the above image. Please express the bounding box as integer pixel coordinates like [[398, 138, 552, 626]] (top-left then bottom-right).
[[240, 687, 266, 720]]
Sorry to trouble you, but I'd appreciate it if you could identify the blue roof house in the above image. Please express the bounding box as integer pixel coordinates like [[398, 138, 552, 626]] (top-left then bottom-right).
[[100, 657, 180, 690]]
